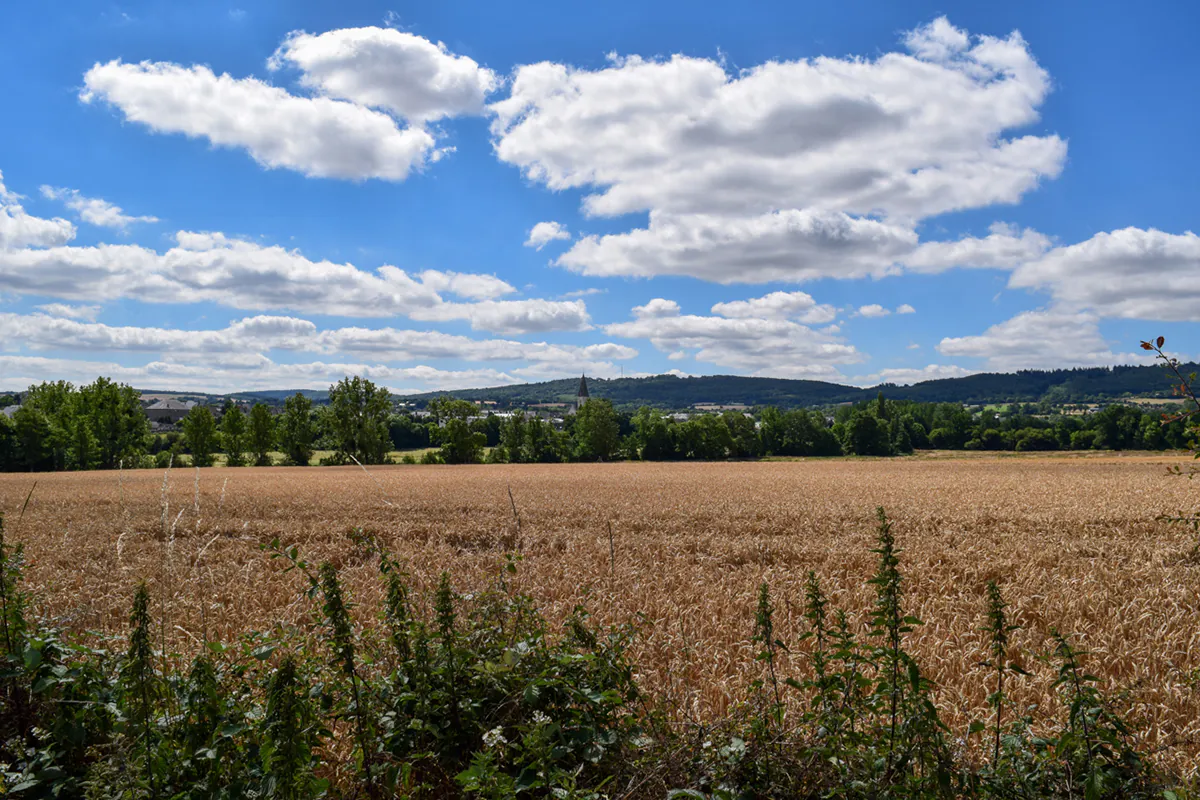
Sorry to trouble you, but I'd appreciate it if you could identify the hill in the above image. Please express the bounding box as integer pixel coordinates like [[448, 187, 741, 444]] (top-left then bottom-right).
[[401, 362, 1195, 409]]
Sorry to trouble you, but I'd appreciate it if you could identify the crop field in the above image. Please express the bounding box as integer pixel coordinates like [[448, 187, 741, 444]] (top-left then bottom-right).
[[2, 454, 1198, 772]]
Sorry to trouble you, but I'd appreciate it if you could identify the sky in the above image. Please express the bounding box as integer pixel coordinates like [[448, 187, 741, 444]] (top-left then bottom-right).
[[1, 1, 1198, 394]]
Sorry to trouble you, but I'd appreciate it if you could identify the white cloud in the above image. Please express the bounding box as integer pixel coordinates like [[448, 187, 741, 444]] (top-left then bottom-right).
[[896, 304, 915, 314], [491, 18, 1064, 284], [491, 22, 1059, 221], [82, 60, 439, 181], [410, 298, 591, 334], [270, 27, 500, 122], [607, 298, 862, 377], [559, 287, 604, 299], [34, 303, 101, 321], [856, 304, 890, 318], [0, 311, 624, 362], [907, 342, 920, 350], [1008, 227, 1200, 321], [414, 269, 514, 301], [558, 209, 915, 282], [39, 185, 158, 231], [711, 290, 837, 324], [0, 230, 588, 333], [849, 363, 976, 386], [904, 223, 1052, 273], [0, 353, 523, 394], [0, 171, 76, 250], [631, 298, 681, 318], [0, 312, 637, 391], [937, 307, 1149, 371], [524, 220, 571, 250]]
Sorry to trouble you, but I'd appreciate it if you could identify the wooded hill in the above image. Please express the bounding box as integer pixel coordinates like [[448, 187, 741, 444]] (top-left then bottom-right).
[[398, 362, 1195, 409]]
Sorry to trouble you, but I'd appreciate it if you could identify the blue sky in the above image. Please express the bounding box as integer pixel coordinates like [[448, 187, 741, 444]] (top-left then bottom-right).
[[1, 1, 1198, 393]]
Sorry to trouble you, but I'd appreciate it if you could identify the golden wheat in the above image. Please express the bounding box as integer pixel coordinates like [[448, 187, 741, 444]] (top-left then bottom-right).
[[2, 453, 1197, 772]]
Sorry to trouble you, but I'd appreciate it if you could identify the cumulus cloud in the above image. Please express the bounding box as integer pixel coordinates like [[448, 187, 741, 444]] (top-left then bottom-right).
[[0, 312, 636, 390], [0, 353, 524, 394], [39, 186, 158, 231], [904, 223, 1052, 273], [81, 60, 440, 181], [896, 304, 916, 314], [856, 304, 890, 318], [1008, 227, 1200, 321], [491, 18, 1064, 283], [937, 307, 1149, 371], [35, 303, 101, 321], [711, 290, 837, 324], [849, 363, 976, 386], [558, 209, 915, 282], [524, 220, 571, 250], [0, 311, 629, 364], [607, 298, 862, 377], [0, 230, 589, 333], [0, 171, 75, 250], [270, 27, 500, 121]]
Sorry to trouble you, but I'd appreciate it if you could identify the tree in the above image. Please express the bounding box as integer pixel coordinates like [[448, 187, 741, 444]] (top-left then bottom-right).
[[724, 411, 762, 458], [248, 403, 276, 466], [497, 413, 527, 463], [630, 407, 675, 461], [324, 377, 392, 464], [279, 393, 315, 466], [13, 406, 54, 471], [434, 418, 486, 464], [523, 416, 566, 463], [573, 399, 621, 462], [79, 378, 148, 469], [0, 413, 17, 471], [182, 406, 218, 467], [843, 412, 893, 456], [19, 381, 74, 470], [220, 402, 249, 466]]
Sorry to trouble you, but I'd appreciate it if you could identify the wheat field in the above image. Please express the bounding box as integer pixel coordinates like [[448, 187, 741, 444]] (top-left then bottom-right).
[[1, 454, 1197, 772]]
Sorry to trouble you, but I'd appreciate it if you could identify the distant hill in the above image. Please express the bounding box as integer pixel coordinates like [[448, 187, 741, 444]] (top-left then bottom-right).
[[401, 362, 1195, 409]]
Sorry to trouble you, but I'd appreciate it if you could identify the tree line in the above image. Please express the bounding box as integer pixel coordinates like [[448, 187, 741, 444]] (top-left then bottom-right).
[[0, 377, 1192, 472]]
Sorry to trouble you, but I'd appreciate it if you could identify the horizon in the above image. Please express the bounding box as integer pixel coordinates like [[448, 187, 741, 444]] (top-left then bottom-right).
[[2, 2, 1198, 393]]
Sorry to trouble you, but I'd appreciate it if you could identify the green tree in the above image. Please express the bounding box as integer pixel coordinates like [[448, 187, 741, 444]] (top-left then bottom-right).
[[433, 418, 487, 464], [248, 403, 276, 466], [13, 406, 55, 471], [523, 416, 566, 463], [279, 393, 315, 466], [573, 399, 621, 462], [182, 406, 218, 467], [724, 411, 762, 458], [324, 376, 392, 464], [843, 412, 893, 456], [221, 402, 249, 467], [497, 413, 527, 463], [0, 413, 17, 471], [19, 381, 75, 470], [630, 407, 675, 460], [79, 377, 149, 469]]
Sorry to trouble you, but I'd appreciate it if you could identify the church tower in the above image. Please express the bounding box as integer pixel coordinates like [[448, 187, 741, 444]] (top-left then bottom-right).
[[576, 374, 589, 413]]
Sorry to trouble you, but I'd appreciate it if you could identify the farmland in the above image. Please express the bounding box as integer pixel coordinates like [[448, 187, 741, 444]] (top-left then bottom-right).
[[3, 453, 1198, 774]]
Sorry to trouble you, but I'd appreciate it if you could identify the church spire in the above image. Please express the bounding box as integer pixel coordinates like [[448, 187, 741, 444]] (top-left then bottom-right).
[[576, 374, 589, 413]]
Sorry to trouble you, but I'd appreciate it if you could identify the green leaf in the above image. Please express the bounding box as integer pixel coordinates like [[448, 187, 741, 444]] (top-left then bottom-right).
[[250, 644, 277, 661], [968, 720, 987, 735]]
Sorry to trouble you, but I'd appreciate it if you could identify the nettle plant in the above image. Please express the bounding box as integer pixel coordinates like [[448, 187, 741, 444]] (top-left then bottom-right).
[[1141, 335, 1200, 550]]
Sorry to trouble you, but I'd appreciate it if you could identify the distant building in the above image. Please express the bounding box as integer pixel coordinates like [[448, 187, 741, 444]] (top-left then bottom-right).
[[145, 398, 195, 424], [576, 375, 589, 413], [1, 405, 19, 419]]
